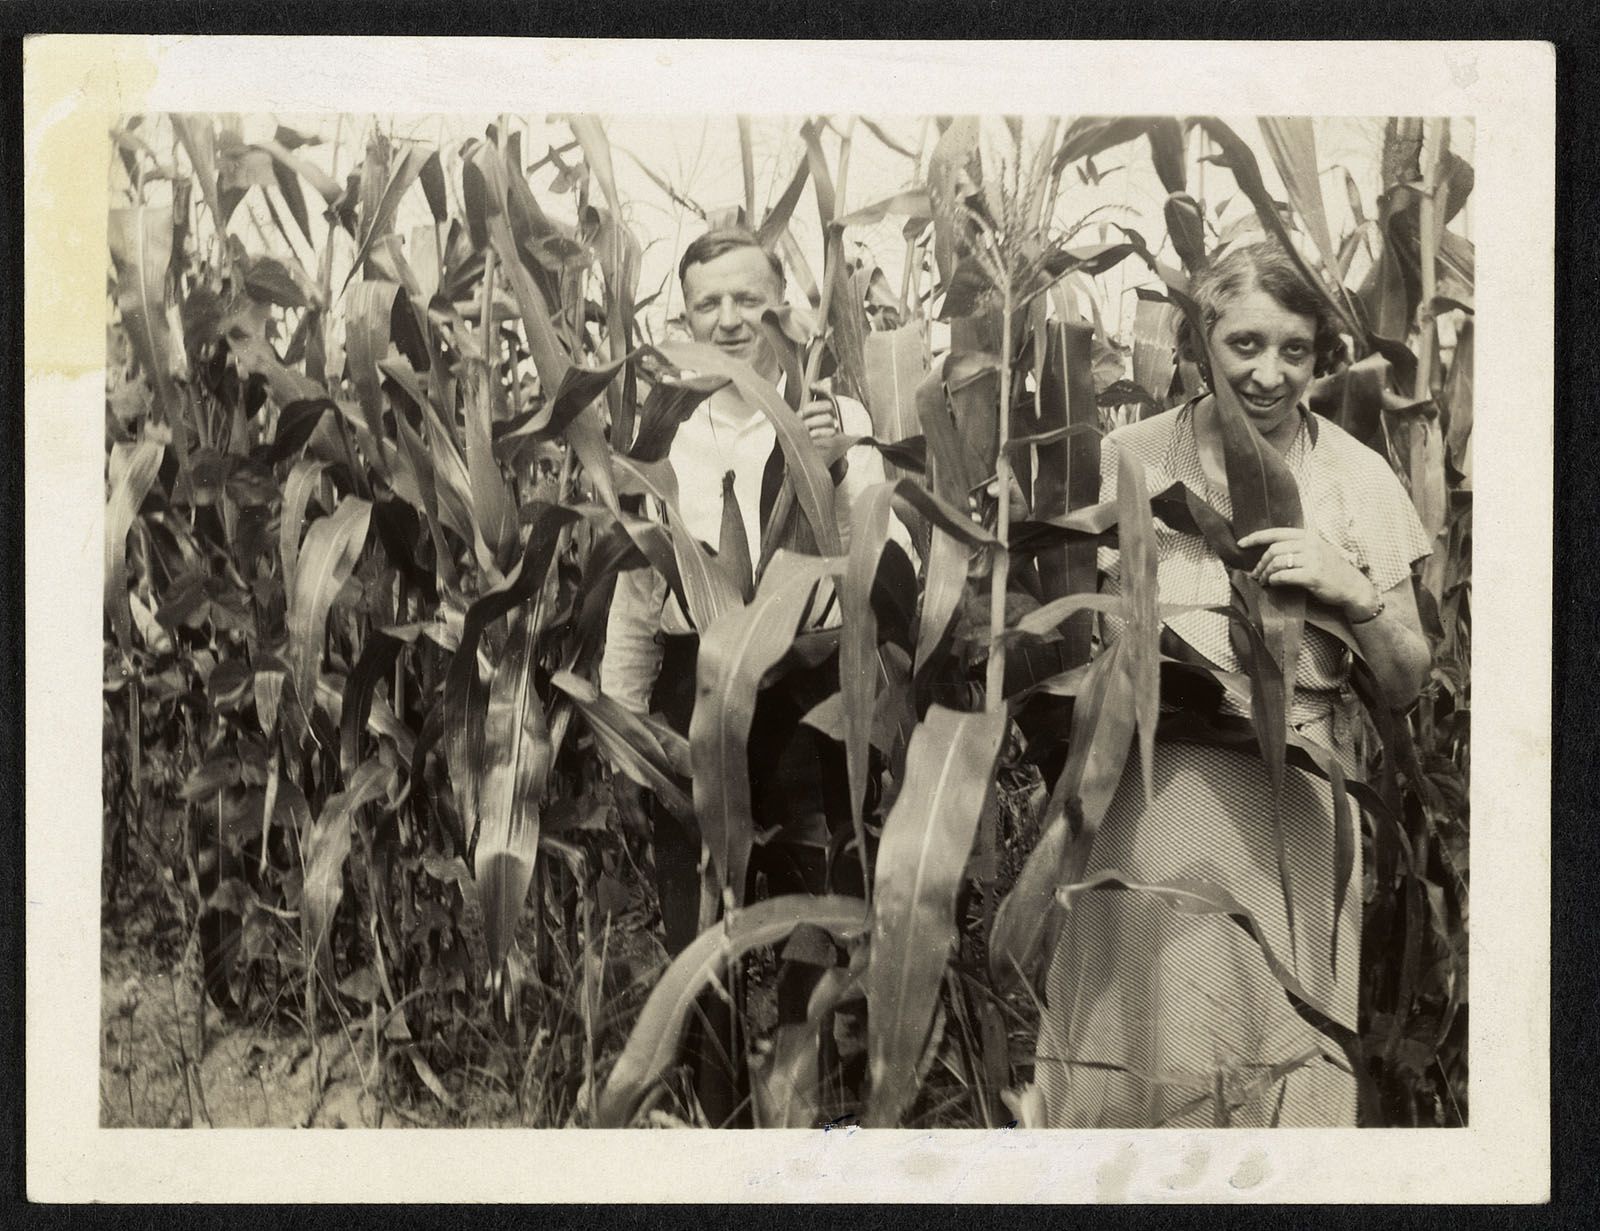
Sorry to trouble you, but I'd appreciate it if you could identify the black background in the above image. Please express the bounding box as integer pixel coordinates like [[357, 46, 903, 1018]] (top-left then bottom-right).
[[0, 2, 1591, 1225]]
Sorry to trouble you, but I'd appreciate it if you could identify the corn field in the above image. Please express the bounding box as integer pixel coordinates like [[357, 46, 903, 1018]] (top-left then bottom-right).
[[101, 112, 1470, 1129]]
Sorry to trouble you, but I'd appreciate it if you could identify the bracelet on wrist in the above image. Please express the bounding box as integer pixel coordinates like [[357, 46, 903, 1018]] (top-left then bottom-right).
[[1347, 589, 1385, 625]]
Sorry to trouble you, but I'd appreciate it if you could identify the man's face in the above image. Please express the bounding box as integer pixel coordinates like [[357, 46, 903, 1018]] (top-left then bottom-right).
[[682, 246, 785, 380]]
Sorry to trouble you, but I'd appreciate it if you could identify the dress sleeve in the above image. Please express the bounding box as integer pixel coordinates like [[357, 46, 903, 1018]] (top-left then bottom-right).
[[599, 565, 667, 713], [1348, 451, 1435, 594]]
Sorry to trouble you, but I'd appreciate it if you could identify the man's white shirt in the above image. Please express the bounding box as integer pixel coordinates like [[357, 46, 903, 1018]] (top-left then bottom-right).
[[599, 381, 914, 712]]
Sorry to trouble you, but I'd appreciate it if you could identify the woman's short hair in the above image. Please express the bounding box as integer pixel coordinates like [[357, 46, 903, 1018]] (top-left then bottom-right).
[[1174, 239, 1349, 377], [677, 227, 786, 291]]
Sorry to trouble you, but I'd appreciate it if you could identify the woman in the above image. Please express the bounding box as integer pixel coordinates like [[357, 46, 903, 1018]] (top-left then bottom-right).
[[1036, 239, 1433, 1127]]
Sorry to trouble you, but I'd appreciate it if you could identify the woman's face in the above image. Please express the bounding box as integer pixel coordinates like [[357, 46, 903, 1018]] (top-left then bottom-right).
[[1208, 285, 1317, 435]]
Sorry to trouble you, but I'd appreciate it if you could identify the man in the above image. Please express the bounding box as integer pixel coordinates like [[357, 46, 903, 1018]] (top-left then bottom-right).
[[602, 226, 910, 930], [599, 227, 911, 1125]]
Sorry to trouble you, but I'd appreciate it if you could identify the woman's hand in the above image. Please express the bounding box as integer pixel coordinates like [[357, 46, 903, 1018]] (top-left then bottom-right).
[[1238, 526, 1379, 616]]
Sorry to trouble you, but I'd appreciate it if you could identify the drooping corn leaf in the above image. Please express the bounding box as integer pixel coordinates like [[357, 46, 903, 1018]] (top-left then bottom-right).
[[431, 501, 578, 814], [343, 280, 401, 481], [1307, 352, 1391, 455], [1163, 191, 1208, 275], [383, 382, 459, 590], [862, 325, 929, 482], [1258, 118, 1339, 289], [912, 525, 966, 676], [1229, 575, 1302, 966], [755, 156, 811, 249], [1007, 592, 1124, 639], [171, 115, 223, 239], [341, 144, 437, 292], [549, 671, 694, 824], [302, 757, 391, 980], [461, 362, 519, 573], [474, 608, 555, 972], [926, 116, 980, 286], [338, 630, 406, 780], [469, 140, 572, 396], [1117, 447, 1161, 807], [594, 894, 868, 1127], [565, 115, 623, 223], [657, 340, 841, 557], [915, 356, 976, 504], [990, 636, 1137, 993], [866, 705, 1007, 1127], [108, 207, 185, 457], [838, 482, 899, 906], [286, 496, 372, 724], [1442, 317, 1473, 486], [612, 455, 743, 632], [1192, 117, 1360, 341], [104, 441, 164, 655], [690, 552, 845, 908], [252, 398, 332, 467], [1131, 292, 1180, 413], [1058, 870, 1377, 1124], [948, 352, 1000, 488], [626, 369, 729, 463], [836, 190, 932, 230]]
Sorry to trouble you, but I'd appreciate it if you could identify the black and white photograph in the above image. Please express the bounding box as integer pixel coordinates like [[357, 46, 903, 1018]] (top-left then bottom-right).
[[23, 37, 1551, 1202]]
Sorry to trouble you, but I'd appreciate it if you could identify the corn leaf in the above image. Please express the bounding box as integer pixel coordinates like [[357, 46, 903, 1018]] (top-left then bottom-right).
[[657, 340, 841, 557], [627, 370, 729, 463], [566, 115, 623, 223], [1058, 870, 1377, 1123], [862, 326, 928, 479], [549, 671, 694, 824], [613, 455, 743, 631], [1117, 447, 1161, 807], [287, 496, 372, 723], [926, 116, 979, 285], [433, 502, 578, 816], [837, 190, 932, 230], [750, 1022, 821, 1129], [470, 140, 571, 395], [475, 609, 555, 971], [343, 280, 401, 481], [594, 894, 868, 1127], [755, 156, 811, 249], [462, 362, 519, 573], [1131, 293, 1181, 412], [1258, 118, 1339, 288], [866, 704, 1007, 1127], [342, 144, 435, 292], [1192, 118, 1360, 341], [171, 114, 222, 235], [278, 454, 324, 605], [1443, 317, 1473, 485], [839, 482, 899, 906], [338, 630, 406, 780], [1307, 352, 1391, 455], [104, 441, 164, 655], [690, 552, 844, 908], [914, 527, 969, 684], [108, 207, 184, 450], [302, 757, 391, 978]]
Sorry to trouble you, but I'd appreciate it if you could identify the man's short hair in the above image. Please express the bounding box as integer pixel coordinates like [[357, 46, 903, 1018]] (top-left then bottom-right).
[[677, 227, 786, 291]]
